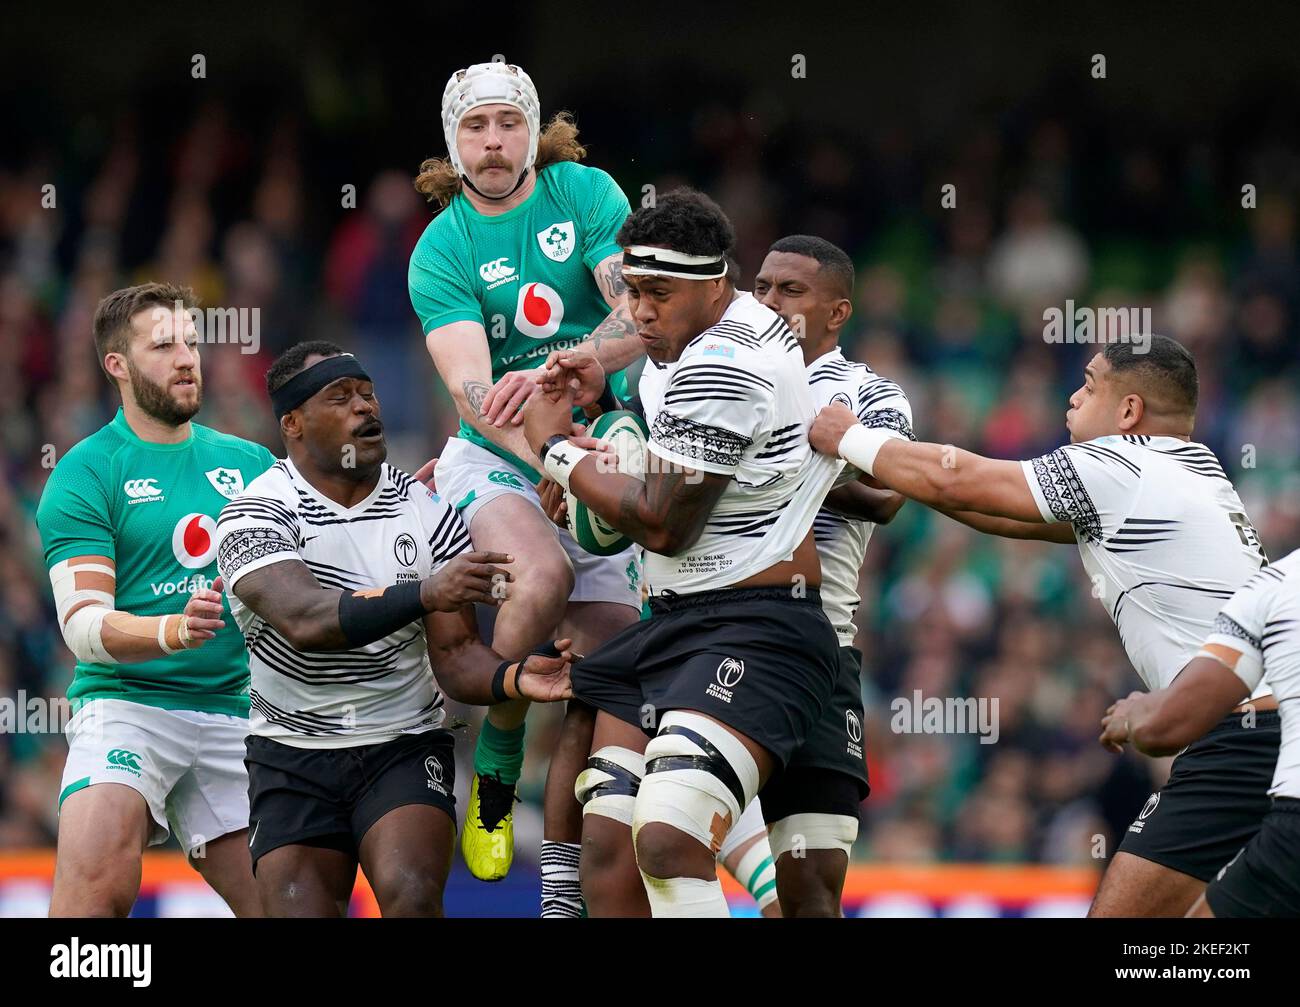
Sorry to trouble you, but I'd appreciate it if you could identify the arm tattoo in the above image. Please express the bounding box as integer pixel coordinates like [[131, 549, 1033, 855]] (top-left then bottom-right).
[[588, 305, 637, 351], [600, 260, 628, 300], [462, 379, 490, 419], [616, 465, 726, 551]]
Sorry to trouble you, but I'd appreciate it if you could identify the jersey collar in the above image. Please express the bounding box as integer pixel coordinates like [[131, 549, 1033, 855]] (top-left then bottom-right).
[[805, 346, 846, 372], [284, 456, 390, 514], [110, 408, 196, 452]]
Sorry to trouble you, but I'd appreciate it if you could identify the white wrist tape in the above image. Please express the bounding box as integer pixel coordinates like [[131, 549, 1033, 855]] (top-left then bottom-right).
[[156, 615, 183, 655], [543, 439, 592, 492], [837, 424, 902, 476]]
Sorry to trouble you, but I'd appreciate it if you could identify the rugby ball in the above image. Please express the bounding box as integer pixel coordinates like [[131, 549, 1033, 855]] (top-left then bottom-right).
[[565, 409, 649, 556]]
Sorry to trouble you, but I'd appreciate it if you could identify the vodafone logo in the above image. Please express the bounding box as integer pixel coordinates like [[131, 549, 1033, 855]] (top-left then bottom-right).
[[514, 282, 564, 339], [172, 513, 218, 569]]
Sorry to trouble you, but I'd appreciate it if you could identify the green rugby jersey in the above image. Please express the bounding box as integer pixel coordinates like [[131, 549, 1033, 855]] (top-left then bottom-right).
[[36, 409, 276, 715], [408, 160, 634, 481]]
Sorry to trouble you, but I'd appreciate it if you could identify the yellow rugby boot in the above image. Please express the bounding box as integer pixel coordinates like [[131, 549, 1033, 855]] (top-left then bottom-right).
[[461, 771, 517, 881]]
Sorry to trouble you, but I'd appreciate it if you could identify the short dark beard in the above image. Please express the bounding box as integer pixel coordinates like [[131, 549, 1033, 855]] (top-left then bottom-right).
[[127, 358, 202, 426]]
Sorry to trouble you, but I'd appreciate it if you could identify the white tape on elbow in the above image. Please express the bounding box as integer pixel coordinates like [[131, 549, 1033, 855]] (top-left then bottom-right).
[[768, 812, 859, 858], [575, 746, 645, 826], [62, 604, 114, 665]]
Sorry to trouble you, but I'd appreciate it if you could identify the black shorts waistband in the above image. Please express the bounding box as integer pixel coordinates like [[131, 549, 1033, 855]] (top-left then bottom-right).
[[1270, 796, 1300, 814], [1207, 708, 1281, 734], [649, 585, 822, 614]]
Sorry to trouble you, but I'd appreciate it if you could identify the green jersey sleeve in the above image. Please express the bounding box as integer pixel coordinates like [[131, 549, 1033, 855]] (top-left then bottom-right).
[[408, 229, 485, 335], [580, 168, 632, 270], [37, 450, 115, 568]]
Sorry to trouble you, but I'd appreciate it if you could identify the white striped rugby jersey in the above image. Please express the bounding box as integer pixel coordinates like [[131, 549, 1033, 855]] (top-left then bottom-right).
[[806, 347, 914, 645], [1206, 550, 1300, 798], [1021, 434, 1267, 692], [636, 292, 842, 595], [215, 458, 471, 748]]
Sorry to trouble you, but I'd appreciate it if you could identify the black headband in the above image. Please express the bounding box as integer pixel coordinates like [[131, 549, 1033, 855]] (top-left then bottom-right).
[[271, 354, 372, 418]]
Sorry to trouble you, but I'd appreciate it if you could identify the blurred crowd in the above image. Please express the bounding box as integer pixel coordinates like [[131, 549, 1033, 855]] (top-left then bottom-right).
[[0, 94, 1296, 874]]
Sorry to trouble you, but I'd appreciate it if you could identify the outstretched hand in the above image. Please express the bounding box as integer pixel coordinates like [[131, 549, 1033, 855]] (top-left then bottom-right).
[[514, 638, 577, 702]]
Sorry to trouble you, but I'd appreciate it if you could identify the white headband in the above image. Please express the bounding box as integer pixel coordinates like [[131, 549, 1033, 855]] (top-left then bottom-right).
[[622, 245, 728, 280]]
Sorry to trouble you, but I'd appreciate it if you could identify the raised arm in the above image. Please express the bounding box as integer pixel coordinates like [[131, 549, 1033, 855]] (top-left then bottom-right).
[[574, 250, 644, 375], [811, 404, 1046, 522], [425, 320, 544, 470]]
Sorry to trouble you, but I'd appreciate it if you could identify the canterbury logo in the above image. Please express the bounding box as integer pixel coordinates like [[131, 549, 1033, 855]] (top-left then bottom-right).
[[106, 749, 143, 771], [479, 257, 516, 283], [123, 479, 162, 499]]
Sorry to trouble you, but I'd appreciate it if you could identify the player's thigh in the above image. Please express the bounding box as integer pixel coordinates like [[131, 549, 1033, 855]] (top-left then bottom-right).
[[255, 842, 357, 918], [358, 804, 456, 917], [1088, 851, 1206, 917], [189, 830, 261, 917], [55, 700, 195, 874], [761, 766, 860, 915], [350, 730, 458, 914], [55, 782, 153, 881], [558, 601, 641, 656], [469, 492, 574, 590]]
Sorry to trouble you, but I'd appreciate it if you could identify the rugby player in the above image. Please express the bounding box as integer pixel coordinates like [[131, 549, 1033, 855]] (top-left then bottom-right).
[[541, 235, 907, 916], [214, 341, 574, 917], [522, 190, 844, 917], [752, 235, 913, 915], [810, 335, 1273, 917], [409, 61, 643, 907], [1100, 551, 1300, 917], [37, 282, 275, 917]]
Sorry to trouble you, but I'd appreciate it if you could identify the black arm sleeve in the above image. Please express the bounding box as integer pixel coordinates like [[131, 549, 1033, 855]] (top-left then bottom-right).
[[337, 581, 427, 648]]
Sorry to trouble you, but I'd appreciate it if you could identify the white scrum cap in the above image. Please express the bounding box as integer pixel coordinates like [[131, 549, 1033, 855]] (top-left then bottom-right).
[[441, 62, 541, 178]]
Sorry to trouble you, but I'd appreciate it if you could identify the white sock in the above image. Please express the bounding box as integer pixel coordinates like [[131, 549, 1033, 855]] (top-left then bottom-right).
[[640, 874, 730, 917], [540, 841, 583, 919]]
